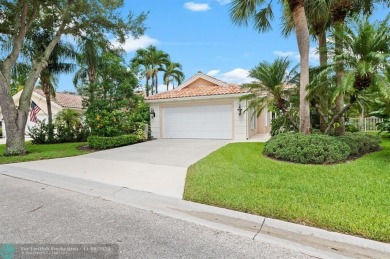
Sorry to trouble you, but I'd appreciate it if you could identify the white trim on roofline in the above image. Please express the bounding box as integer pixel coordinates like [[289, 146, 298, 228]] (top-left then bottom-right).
[[31, 91, 64, 110], [145, 93, 249, 103], [12, 90, 64, 111]]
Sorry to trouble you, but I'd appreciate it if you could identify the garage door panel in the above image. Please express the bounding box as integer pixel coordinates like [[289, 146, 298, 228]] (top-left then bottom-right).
[[163, 105, 233, 139]]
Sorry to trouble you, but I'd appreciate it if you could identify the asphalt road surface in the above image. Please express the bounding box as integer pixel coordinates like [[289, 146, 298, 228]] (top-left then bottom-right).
[[0, 175, 313, 259]]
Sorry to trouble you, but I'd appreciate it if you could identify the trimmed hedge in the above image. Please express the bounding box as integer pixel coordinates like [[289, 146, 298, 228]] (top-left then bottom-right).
[[87, 134, 140, 149], [263, 133, 351, 164], [338, 133, 381, 156]]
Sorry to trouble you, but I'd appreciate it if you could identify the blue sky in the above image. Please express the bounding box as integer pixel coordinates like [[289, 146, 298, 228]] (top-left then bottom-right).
[[58, 0, 388, 92]]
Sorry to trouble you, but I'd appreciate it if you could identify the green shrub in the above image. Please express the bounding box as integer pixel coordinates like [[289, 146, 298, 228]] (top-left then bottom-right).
[[87, 134, 140, 149], [28, 120, 50, 144], [28, 119, 90, 144], [132, 122, 147, 141], [338, 133, 381, 156], [345, 123, 359, 133], [263, 133, 351, 164], [377, 118, 390, 134]]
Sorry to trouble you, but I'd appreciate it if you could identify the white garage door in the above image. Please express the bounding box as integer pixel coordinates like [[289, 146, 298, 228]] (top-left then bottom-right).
[[163, 104, 233, 139]]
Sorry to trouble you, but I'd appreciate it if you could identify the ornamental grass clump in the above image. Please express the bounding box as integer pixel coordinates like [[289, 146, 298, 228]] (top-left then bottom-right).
[[263, 133, 351, 164]]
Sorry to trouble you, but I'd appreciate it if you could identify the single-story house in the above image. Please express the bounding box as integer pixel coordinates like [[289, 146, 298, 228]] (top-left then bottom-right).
[[145, 72, 272, 141], [0, 89, 83, 138]]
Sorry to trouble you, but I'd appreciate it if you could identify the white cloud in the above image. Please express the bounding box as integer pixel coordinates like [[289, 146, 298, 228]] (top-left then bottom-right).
[[207, 68, 253, 84], [206, 69, 220, 77], [273, 47, 319, 63], [157, 84, 169, 93], [273, 50, 300, 60], [184, 2, 211, 12], [216, 0, 232, 5], [111, 35, 159, 52]]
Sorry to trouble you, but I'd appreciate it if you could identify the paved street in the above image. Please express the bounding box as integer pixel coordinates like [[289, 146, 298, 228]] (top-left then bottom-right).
[[0, 175, 312, 259]]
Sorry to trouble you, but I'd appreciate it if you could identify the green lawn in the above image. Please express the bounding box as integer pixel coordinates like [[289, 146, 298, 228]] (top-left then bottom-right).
[[0, 142, 91, 164], [184, 137, 390, 242]]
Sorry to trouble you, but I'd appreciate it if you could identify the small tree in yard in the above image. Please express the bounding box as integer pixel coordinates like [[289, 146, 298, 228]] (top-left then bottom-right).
[[241, 57, 299, 131], [0, 0, 147, 155], [85, 50, 149, 138]]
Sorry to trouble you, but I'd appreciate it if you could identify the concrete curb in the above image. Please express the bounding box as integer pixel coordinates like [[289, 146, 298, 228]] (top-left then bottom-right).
[[1, 165, 389, 258]]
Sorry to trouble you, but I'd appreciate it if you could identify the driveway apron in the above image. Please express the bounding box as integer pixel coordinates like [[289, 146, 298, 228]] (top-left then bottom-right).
[[3, 139, 228, 198]]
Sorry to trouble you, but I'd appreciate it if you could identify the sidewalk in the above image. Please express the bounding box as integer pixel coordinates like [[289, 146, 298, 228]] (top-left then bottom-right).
[[0, 165, 389, 259]]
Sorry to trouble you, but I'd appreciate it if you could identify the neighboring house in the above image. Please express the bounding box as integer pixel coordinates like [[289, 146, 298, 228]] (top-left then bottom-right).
[[145, 72, 272, 141], [0, 89, 84, 138]]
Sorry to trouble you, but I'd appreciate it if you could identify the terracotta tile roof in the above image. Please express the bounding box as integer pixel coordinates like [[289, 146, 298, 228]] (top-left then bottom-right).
[[145, 84, 249, 100], [34, 89, 84, 109]]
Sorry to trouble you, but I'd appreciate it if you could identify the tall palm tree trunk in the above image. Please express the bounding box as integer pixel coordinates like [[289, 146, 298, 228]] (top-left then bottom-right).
[[88, 67, 96, 102], [334, 21, 345, 136], [43, 82, 54, 142], [145, 77, 150, 97], [318, 29, 328, 132], [151, 76, 155, 95], [155, 74, 159, 94], [44, 91, 53, 126], [291, 2, 311, 134]]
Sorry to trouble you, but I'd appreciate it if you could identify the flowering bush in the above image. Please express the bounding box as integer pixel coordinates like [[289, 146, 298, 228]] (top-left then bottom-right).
[[86, 98, 149, 138]]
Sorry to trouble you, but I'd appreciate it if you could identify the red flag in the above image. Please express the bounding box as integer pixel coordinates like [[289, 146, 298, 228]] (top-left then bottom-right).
[[30, 101, 41, 123]]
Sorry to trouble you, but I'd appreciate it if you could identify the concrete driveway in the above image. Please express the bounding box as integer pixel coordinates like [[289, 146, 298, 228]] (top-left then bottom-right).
[[3, 139, 228, 198]]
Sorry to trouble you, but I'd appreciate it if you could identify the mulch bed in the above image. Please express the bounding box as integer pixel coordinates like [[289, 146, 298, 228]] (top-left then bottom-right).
[[77, 145, 97, 152]]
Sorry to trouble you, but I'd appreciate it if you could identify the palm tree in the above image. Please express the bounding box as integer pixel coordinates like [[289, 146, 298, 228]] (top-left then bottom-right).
[[161, 62, 184, 90], [315, 16, 390, 134], [55, 109, 82, 129], [40, 41, 75, 125], [131, 46, 170, 95], [131, 48, 153, 96], [327, 0, 382, 135], [29, 31, 75, 141], [241, 57, 299, 129], [74, 38, 108, 101], [282, 0, 332, 132], [230, 0, 311, 134]]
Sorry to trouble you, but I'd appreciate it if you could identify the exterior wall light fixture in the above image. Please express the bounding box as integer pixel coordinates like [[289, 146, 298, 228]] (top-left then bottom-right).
[[150, 108, 156, 118], [237, 104, 242, 116]]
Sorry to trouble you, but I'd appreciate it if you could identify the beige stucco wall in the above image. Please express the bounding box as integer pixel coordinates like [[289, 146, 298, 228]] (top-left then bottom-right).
[[233, 98, 248, 141], [256, 108, 271, 134], [186, 78, 217, 88], [149, 96, 249, 141], [246, 109, 271, 137]]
